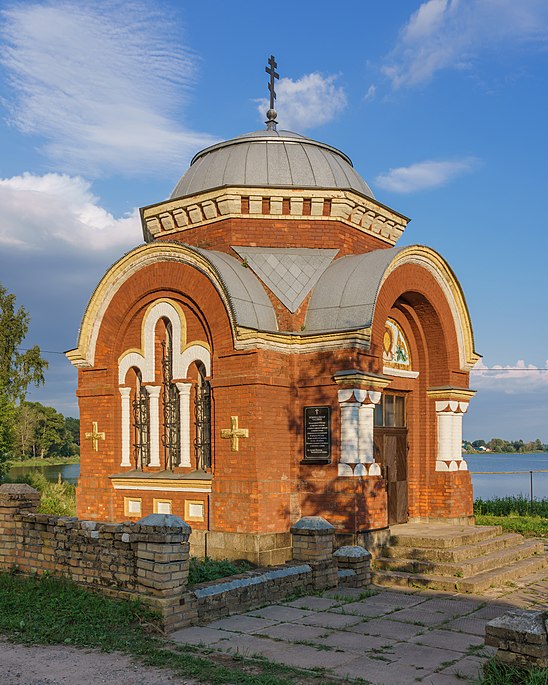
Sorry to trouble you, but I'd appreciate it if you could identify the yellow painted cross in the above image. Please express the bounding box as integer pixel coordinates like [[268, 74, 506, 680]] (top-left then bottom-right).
[[221, 416, 249, 452], [85, 421, 105, 451]]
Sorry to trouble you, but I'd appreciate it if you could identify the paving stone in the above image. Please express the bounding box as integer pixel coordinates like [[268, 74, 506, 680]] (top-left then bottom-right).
[[332, 655, 425, 684], [323, 587, 368, 600], [439, 655, 486, 680], [416, 598, 483, 616], [470, 603, 512, 620], [256, 642, 360, 670], [386, 642, 461, 670], [443, 616, 488, 636], [346, 617, 426, 640], [213, 633, 290, 659], [420, 673, 476, 685], [293, 611, 363, 629], [206, 615, 278, 633], [284, 596, 342, 611], [170, 626, 239, 646], [388, 607, 458, 627], [246, 605, 313, 621], [331, 601, 393, 618], [317, 630, 396, 653], [409, 628, 484, 653], [253, 622, 329, 642], [361, 590, 428, 610]]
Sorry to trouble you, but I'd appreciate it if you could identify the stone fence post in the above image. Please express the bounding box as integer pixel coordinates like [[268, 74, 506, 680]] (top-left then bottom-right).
[[0, 484, 40, 570], [333, 545, 372, 588], [485, 609, 548, 669], [133, 513, 196, 631], [290, 516, 338, 590]]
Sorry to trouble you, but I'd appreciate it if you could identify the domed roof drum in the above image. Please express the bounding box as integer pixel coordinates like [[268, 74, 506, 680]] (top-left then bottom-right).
[[171, 129, 374, 200]]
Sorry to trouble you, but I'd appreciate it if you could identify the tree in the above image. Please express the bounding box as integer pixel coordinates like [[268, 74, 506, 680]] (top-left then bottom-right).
[[0, 284, 47, 471], [0, 284, 47, 403]]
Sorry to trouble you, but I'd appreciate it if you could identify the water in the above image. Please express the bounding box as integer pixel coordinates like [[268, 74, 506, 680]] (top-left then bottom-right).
[[466, 452, 548, 500], [8, 462, 80, 485], [8, 453, 548, 500]]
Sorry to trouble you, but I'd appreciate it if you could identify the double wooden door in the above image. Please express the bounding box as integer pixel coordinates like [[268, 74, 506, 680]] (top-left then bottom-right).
[[374, 427, 409, 525]]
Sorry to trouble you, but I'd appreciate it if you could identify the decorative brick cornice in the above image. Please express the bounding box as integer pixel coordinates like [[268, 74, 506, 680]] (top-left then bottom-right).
[[140, 187, 409, 247]]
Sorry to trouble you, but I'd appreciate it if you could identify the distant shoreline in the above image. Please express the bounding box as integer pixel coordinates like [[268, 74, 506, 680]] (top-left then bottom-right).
[[7, 456, 80, 469]]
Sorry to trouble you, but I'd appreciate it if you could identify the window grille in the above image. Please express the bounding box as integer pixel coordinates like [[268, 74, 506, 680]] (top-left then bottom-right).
[[194, 363, 211, 470], [132, 375, 150, 468], [161, 322, 181, 470]]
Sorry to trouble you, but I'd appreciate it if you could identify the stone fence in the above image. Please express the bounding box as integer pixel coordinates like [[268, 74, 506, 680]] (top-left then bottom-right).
[[0, 484, 371, 631]]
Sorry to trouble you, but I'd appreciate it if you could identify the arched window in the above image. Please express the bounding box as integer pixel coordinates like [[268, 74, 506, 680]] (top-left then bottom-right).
[[161, 319, 181, 470], [131, 368, 150, 468], [194, 362, 211, 471]]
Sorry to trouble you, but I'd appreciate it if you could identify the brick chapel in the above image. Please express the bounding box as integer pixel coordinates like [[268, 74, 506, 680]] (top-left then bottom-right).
[[67, 67, 480, 563]]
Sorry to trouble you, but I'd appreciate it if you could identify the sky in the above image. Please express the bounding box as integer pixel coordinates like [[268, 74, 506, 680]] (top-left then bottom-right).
[[0, 0, 547, 441]]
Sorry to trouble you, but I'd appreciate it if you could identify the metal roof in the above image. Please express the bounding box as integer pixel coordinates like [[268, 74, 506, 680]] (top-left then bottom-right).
[[170, 129, 374, 199], [304, 247, 405, 333], [191, 247, 278, 331]]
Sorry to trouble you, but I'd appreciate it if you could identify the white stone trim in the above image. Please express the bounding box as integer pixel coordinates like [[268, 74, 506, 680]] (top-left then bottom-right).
[[119, 387, 132, 467], [338, 388, 382, 477], [383, 366, 419, 379], [434, 400, 470, 471], [175, 382, 192, 467], [145, 385, 161, 467]]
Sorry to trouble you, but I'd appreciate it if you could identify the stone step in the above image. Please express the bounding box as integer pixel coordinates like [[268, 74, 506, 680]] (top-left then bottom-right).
[[388, 524, 502, 550], [375, 540, 544, 577], [383, 532, 524, 563], [371, 552, 548, 594]]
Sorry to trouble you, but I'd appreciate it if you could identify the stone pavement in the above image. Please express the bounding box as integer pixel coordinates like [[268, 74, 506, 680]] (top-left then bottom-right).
[[171, 565, 547, 685]]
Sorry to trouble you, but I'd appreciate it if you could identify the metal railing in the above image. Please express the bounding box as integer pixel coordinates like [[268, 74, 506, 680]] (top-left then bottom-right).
[[470, 469, 548, 508]]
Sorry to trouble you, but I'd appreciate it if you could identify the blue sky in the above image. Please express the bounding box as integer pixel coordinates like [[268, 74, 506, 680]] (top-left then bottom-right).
[[0, 0, 547, 441]]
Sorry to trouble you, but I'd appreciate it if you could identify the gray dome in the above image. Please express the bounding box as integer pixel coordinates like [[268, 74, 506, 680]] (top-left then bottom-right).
[[170, 129, 374, 200]]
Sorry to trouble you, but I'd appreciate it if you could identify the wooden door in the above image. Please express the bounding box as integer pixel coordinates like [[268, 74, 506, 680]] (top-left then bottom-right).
[[374, 428, 408, 525]]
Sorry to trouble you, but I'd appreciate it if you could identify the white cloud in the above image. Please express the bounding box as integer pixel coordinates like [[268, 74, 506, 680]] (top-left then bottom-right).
[[0, 1, 216, 176], [383, 0, 548, 88], [375, 157, 478, 193], [0, 173, 141, 252], [472, 359, 548, 394], [256, 73, 347, 132], [364, 85, 377, 102]]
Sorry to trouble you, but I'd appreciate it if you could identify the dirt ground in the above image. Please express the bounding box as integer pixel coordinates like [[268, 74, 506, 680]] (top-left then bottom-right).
[[0, 640, 198, 685]]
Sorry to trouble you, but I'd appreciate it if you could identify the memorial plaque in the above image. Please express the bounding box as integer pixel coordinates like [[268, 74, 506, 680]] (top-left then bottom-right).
[[304, 406, 331, 461]]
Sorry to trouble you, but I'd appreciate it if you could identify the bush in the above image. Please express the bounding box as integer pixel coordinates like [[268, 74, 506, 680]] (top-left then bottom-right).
[[6, 472, 76, 516], [474, 495, 548, 517]]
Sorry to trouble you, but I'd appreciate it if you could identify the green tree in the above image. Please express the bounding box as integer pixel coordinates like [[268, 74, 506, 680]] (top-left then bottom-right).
[[0, 284, 48, 473]]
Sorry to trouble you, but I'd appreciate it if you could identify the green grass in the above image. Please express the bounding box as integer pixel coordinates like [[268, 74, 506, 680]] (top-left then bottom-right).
[[7, 456, 80, 468], [5, 472, 76, 516], [0, 573, 345, 685], [474, 496, 548, 537], [477, 657, 548, 685], [188, 556, 254, 586]]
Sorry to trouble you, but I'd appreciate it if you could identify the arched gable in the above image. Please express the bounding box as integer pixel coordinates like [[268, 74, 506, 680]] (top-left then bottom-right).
[[66, 242, 277, 369]]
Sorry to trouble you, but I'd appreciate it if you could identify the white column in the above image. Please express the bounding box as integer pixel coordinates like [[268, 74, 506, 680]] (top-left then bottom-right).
[[119, 387, 132, 467], [340, 403, 360, 464], [145, 385, 161, 467], [437, 411, 454, 461], [175, 382, 192, 467], [358, 403, 376, 464]]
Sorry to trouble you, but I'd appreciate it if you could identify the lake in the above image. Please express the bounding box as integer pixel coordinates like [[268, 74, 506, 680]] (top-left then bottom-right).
[[8, 453, 548, 500]]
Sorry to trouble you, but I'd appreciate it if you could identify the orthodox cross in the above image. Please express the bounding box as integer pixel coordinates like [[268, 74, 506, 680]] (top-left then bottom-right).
[[265, 54, 279, 111], [85, 421, 105, 452], [221, 416, 249, 452]]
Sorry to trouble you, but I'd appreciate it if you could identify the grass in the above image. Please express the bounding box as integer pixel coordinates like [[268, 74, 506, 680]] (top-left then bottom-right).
[[7, 456, 80, 468], [5, 472, 77, 516], [477, 658, 548, 685], [0, 572, 347, 685], [188, 556, 254, 586], [474, 496, 548, 538]]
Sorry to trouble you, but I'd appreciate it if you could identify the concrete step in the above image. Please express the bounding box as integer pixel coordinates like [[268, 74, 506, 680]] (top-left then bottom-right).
[[383, 532, 524, 563], [374, 540, 544, 577], [388, 524, 502, 550], [371, 551, 548, 594]]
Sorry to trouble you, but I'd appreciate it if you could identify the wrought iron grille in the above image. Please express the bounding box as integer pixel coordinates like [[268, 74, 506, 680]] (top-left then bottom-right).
[[194, 364, 211, 471], [161, 325, 181, 470], [132, 383, 150, 468]]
